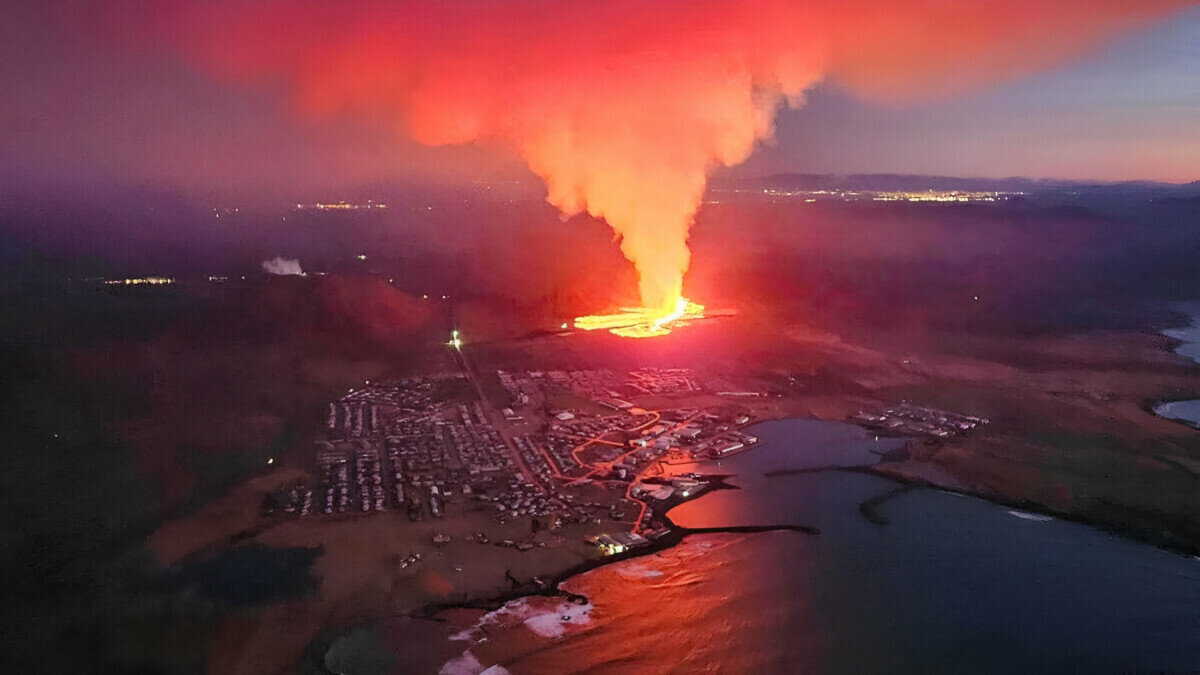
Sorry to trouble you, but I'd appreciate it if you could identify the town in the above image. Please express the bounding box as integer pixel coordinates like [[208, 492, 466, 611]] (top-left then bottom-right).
[[256, 355, 1003, 574], [851, 403, 989, 439], [262, 367, 764, 560]]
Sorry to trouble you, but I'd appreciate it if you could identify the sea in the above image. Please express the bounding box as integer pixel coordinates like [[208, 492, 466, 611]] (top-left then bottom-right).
[[416, 419, 1200, 674], [1155, 303, 1200, 428]]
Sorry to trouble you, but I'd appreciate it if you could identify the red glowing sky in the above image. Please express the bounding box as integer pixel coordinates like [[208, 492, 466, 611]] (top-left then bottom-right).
[[140, 1, 1199, 310], [3, 0, 1195, 198], [3, 0, 1194, 313]]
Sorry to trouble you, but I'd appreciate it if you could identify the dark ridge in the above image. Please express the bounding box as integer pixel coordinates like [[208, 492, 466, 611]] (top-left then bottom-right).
[[863, 465, 1200, 558], [763, 464, 873, 478], [858, 486, 916, 525]]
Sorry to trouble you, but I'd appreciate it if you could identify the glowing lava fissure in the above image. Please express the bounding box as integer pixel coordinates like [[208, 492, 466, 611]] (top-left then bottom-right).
[[575, 297, 706, 338]]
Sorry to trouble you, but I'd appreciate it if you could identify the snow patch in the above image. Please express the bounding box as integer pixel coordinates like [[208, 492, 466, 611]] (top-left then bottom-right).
[[439, 650, 483, 675], [451, 596, 594, 643], [1007, 510, 1053, 522]]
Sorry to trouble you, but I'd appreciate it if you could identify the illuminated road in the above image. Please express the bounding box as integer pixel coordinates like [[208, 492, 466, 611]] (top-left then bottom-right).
[[448, 345, 547, 493], [532, 441, 568, 480], [622, 411, 703, 532], [567, 410, 661, 469], [558, 409, 702, 532]]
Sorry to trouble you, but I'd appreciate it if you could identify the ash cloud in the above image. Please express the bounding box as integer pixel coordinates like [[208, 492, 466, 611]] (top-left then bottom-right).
[[139, 0, 1188, 312]]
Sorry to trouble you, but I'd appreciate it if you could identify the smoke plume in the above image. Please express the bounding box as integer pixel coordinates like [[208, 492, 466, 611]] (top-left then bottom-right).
[[141, 1, 1187, 312], [261, 256, 304, 276]]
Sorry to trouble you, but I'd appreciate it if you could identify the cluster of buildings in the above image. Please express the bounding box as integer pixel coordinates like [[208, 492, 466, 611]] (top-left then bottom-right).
[[329, 377, 445, 438], [493, 368, 762, 532], [474, 474, 601, 526], [386, 432, 448, 519], [371, 393, 523, 521], [852, 403, 989, 439], [625, 368, 701, 395], [260, 346, 1017, 570], [102, 276, 175, 286], [446, 404, 513, 475], [267, 364, 775, 560], [587, 531, 650, 555], [497, 369, 625, 403], [497, 367, 703, 405], [273, 445, 391, 517], [535, 431, 593, 479], [511, 434, 561, 487], [278, 373, 620, 530], [631, 410, 758, 459], [631, 475, 707, 504]]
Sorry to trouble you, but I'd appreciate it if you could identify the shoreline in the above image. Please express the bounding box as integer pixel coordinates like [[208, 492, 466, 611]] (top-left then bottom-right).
[[857, 485, 916, 525], [1141, 396, 1200, 431], [405, 470, 815, 621], [305, 405, 1200, 671], [717, 455, 1200, 558], [406, 516, 821, 622], [1143, 306, 1200, 430], [863, 463, 1200, 558], [412, 406, 1200, 623], [311, 316, 1200, 668]]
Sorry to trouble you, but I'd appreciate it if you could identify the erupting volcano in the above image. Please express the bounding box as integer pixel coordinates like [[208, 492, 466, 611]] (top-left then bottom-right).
[[139, 0, 1192, 338], [575, 298, 706, 338]]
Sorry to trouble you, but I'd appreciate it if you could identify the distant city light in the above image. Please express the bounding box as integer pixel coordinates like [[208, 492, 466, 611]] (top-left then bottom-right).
[[104, 277, 175, 286], [295, 201, 387, 211], [721, 188, 1024, 203]]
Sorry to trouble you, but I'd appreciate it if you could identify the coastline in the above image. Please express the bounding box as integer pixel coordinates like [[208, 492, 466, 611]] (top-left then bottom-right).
[[1141, 305, 1200, 429], [407, 518, 821, 621], [863, 463, 1200, 558], [294, 310, 1200, 670], [1142, 396, 1200, 431], [1143, 305, 1200, 428], [404, 470, 819, 622], [304, 398, 1200, 672], [417, 397, 1200, 622]]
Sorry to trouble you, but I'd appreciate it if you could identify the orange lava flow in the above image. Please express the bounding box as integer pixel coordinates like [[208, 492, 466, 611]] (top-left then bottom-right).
[[574, 297, 705, 338]]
